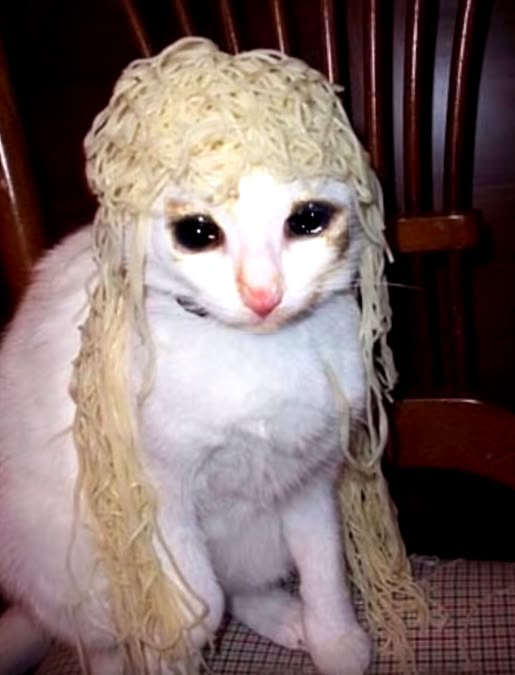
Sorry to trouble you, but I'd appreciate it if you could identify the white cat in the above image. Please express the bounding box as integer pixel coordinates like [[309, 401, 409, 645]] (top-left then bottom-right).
[[0, 170, 371, 675]]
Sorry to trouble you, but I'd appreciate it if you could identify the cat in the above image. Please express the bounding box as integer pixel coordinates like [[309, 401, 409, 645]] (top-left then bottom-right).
[[0, 169, 371, 675]]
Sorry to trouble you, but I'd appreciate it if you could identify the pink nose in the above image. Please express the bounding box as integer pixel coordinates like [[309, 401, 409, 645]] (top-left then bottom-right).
[[239, 284, 282, 317]]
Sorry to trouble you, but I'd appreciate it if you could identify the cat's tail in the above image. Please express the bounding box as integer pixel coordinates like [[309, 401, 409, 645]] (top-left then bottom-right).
[[0, 605, 51, 675]]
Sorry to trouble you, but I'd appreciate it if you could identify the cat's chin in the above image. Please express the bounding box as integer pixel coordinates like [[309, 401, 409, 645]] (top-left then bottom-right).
[[240, 319, 287, 335], [221, 307, 311, 334], [216, 316, 285, 334]]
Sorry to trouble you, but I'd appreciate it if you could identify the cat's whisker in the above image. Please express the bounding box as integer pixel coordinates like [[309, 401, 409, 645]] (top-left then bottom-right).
[[348, 280, 424, 293]]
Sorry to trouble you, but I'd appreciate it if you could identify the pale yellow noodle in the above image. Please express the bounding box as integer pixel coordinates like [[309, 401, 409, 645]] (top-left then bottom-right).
[[71, 37, 429, 673]]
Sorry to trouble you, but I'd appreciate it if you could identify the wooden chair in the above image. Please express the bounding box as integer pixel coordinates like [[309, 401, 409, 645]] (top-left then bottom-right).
[[1, 0, 513, 490]]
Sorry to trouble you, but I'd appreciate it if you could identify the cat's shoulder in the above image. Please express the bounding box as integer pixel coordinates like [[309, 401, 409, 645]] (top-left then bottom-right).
[[30, 226, 94, 298], [0, 226, 93, 360]]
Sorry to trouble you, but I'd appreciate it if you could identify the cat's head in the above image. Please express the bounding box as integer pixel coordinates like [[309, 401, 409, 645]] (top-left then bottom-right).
[[144, 169, 363, 332]]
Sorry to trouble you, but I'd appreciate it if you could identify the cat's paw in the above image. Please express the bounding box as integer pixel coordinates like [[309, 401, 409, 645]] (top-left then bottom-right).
[[307, 624, 371, 675], [231, 588, 306, 651], [268, 602, 306, 651]]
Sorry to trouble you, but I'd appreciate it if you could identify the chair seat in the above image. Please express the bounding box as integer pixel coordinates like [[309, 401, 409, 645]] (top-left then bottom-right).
[[35, 557, 515, 674]]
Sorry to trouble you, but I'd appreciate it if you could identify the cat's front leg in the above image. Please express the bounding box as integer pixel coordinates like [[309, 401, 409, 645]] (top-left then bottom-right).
[[149, 471, 226, 650], [282, 477, 371, 675], [160, 520, 225, 645], [142, 441, 226, 649]]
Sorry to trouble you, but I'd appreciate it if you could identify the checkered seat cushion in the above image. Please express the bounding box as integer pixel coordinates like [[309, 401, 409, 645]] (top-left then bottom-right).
[[35, 558, 515, 675]]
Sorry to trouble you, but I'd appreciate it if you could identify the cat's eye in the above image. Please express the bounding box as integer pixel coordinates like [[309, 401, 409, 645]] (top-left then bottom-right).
[[285, 201, 336, 238], [171, 214, 224, 252]]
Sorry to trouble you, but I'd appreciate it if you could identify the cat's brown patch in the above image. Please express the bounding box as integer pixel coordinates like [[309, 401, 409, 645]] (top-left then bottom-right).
[[324, 207, 349, 257], [165, 199, 195, 219]]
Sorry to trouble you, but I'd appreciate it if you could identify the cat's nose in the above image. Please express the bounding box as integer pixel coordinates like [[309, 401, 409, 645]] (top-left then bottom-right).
[[239, 282, 282, 317]]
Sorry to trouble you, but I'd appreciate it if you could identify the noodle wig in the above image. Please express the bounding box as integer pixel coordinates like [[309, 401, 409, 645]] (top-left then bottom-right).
[[73, 37, 427, 672]]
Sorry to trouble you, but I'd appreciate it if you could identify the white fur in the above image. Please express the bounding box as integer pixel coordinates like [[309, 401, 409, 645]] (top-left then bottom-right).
[[0, 173, 370, 674]]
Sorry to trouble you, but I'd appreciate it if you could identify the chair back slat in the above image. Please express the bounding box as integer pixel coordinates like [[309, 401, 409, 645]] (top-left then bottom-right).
[[403, 0, 435, 214], [362, 0, 397, 217], [444, 0, 482, 211], [218, 0, 241, 53], [268, 0, 291, 54], [0, 38, 43, 305], [362, 0, 388, 177], [321, 0, 338, 83], [171, 0, 195, 36], [118, 0, 153, 56]]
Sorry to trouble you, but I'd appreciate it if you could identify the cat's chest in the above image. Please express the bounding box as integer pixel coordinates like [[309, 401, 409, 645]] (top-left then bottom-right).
[[140, 294, 364, 506], [144, 315, 346, 447], [193, 404, 341, 518]]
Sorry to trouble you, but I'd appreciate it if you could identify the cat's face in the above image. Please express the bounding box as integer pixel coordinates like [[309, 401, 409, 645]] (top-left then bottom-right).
[[145, 171, 363, 331]]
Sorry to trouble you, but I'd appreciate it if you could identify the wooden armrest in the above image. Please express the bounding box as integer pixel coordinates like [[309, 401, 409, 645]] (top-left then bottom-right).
[[391, 398, 515, 491]]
